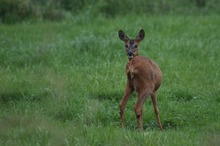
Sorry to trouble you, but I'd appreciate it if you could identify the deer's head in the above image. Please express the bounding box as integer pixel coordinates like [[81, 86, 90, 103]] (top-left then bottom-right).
[[118, 29, 145, 60]]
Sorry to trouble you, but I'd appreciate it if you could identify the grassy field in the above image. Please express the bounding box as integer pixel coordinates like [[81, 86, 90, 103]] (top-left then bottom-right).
[[0, 14, 220, 145]]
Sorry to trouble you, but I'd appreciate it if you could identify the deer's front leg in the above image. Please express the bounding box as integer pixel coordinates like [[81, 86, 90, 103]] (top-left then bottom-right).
[[119, 81, 134, 128]]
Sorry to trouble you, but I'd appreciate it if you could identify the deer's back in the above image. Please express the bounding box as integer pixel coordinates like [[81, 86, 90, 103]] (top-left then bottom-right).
[[126, 56, 162, 92]]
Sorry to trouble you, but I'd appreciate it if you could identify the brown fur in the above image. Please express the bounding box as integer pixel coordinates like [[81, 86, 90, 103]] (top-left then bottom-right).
[[118, 29, 163, 130]]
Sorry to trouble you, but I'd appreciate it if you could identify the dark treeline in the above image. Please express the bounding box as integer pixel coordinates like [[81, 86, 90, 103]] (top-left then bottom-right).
[[0, 0, 219, 24]]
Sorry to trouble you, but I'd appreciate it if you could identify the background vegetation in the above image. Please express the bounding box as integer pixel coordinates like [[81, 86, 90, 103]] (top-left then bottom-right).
[[0, 0, 220, 23], [0, 0, 220, 146]]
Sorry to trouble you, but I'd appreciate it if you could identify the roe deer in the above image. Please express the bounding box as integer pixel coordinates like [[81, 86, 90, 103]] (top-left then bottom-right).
[[118, 29, 163, 130]]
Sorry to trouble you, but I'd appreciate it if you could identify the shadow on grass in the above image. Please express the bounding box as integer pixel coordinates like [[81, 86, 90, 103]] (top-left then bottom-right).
[[170, 90, 195, 102], [89, 92, 124, 102], [0, 92, 23, 103], [0, 91, 49, 103]]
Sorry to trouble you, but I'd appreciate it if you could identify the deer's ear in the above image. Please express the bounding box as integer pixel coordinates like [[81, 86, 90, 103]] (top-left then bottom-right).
[[118, 30, 129, 42], [136, 29, 145, 42]]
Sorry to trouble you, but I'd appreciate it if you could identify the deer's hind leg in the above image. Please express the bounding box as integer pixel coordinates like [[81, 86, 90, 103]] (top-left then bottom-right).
[[134, 90, 150, 130], [151, 93, 163, 130]]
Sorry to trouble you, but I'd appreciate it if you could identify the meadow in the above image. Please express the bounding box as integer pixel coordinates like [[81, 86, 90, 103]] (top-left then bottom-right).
[[0, 14, 220, 145]]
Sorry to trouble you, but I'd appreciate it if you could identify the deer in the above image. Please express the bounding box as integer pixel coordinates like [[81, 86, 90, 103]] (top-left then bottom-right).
[[118, 29, 163, 130]]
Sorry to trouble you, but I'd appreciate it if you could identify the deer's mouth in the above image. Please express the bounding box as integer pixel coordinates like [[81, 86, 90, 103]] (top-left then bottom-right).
[[128, 55, 134, 59], [127, 52, 134, 59]]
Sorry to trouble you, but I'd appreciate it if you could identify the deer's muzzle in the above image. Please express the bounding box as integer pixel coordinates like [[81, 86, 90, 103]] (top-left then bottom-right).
[[127, 51, 134, 59]]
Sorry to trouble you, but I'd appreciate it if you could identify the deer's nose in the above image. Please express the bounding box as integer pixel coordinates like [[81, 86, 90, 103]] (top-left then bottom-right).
[[127, 52, 133, 56]]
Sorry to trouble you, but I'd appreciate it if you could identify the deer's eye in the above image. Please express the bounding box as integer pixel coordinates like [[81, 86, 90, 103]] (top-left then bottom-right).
[[125, 45, 128, 48], [134, 45, 138, 48]]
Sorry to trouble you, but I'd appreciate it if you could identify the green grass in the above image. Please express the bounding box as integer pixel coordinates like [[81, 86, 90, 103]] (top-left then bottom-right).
[[0, 14, 220, 145]]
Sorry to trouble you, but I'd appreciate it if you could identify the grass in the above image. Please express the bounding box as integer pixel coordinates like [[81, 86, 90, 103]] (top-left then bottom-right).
[[0, 14, 220, 145]]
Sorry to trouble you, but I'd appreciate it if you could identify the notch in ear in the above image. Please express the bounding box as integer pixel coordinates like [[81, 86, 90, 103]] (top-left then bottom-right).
[[136, 29, 145, 42], [118, 30, 129, 42]]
